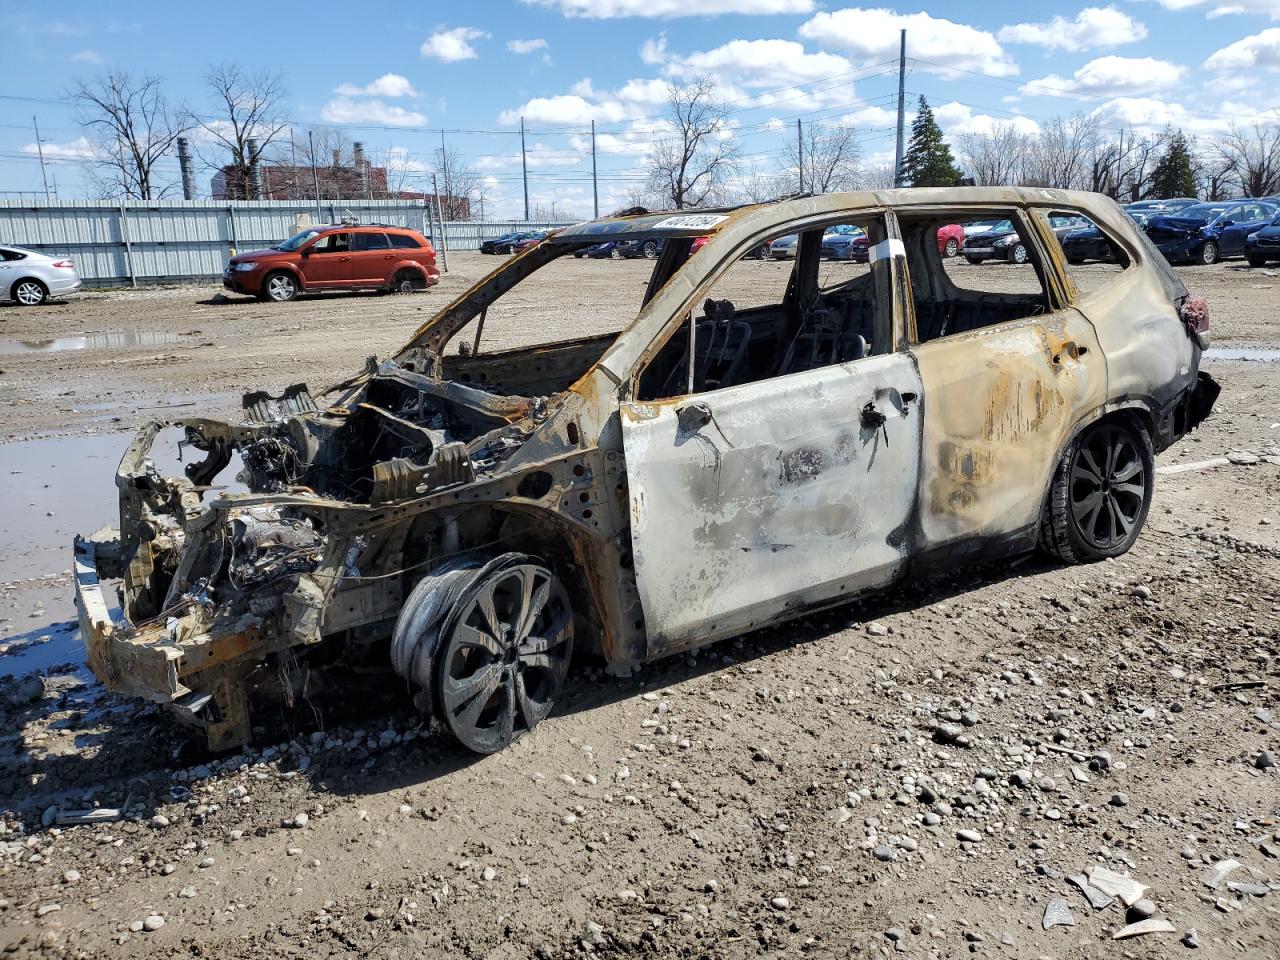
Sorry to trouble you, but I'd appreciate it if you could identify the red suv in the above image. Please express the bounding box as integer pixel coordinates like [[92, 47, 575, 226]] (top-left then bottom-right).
[[224, 224, 440, 302]]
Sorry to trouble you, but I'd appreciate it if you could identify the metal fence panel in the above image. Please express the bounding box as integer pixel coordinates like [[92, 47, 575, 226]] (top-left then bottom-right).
[[0, 200, 573, 287]]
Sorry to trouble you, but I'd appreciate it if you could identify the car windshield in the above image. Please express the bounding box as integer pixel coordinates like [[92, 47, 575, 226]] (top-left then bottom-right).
[[1176, 204, 1227, 221], [276, 228, 322, 251]]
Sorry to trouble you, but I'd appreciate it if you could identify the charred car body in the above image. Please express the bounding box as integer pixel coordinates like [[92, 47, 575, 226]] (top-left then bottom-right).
[[76, 189, 1218, 755]]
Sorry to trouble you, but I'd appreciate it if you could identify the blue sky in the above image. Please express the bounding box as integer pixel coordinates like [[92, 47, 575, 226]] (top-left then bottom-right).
[[2, 1, 1279, 216]]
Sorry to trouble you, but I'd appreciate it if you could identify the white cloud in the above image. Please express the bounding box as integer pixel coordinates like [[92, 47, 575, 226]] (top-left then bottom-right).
[[1204, 28, 1280, 70], [320, 97, 427, 127], [640, 34, 668, 65], [1087, 96, 1229, 135], [383, 146, 429, 174], [69, 49, 105, 64], [799, 8, 1018, 78], [508, 38, 549, 54], [22, 136, 95, 161], [334, 73, 419, 98], [998, 6, 1147, 52], [500, 76, 669, 125], [933, 102, 1040, 138], [1150, 0, 1280, 19], [420, 26, 489, 62], [522, 0, 814, 18], [838, 104, 902, 129], [657, 39, 855, 109], [1020, 56, 1185, 99]]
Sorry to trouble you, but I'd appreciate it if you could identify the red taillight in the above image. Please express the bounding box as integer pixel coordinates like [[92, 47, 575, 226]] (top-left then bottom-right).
[[52, 259, 75, 269]]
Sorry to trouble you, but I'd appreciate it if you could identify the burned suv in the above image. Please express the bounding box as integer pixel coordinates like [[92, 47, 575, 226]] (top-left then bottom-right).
[[76, 189, 1218, 754]]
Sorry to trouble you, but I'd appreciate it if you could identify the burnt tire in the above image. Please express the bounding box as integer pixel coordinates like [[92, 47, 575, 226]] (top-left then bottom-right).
[[1039, 417, 1154, 564], [391, 553, 573, 754]]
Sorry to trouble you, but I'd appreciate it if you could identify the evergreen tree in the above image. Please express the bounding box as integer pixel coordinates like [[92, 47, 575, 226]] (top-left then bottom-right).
[[1149, 131, 1198, 199], [902, 96, 962, 187]]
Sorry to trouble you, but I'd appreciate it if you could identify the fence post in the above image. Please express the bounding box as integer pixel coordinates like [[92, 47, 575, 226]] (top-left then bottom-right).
[[118, 201, 137, 288], [226, 204, 238, 258]]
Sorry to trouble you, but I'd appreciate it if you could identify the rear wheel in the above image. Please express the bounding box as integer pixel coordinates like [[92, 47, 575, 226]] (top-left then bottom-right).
[[642, 241, 659, 259], [944, 238, 959, 258], [1040, 418, 1154, 563], [964, 255, 982, 265], [12, 278, 47, 306], [1200, 241, 1220, 265], [610, 246, 623, 260], [263, 271, 298, 302], [392, 269, 419, 294]]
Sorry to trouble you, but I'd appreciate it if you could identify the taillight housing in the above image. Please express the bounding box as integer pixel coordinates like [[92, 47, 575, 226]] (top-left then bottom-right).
[[52, 259, 75, 269], [1180, 295, 1210, 350]]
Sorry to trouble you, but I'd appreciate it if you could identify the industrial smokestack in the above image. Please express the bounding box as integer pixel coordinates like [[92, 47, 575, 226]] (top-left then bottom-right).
[[353, 142, 368, 199], [177, 137, 195, 200], [247, 138, 261, 200]]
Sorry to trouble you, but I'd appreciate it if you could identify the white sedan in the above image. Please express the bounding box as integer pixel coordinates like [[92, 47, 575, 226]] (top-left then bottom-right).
[[1, 245, 82, 306]]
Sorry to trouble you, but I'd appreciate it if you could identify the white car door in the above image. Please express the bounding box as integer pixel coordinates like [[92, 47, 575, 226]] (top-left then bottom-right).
[[619, 230, 920, 653]]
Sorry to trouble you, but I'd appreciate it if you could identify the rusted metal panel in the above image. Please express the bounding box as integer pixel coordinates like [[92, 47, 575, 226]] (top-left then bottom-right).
[[620, 353, 923, 650]]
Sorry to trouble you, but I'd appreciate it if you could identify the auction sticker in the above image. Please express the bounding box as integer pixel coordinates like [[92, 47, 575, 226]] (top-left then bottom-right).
[[651, 214, 730, 230]]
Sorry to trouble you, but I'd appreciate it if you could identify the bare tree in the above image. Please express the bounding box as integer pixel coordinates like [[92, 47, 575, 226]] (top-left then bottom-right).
[[860, 163, 897, 191], [269, 127, 354, 200], [783, 122, 862, 194], [955, 123, 1030, 186], [1198, 152, 1235, 201], [646, 77, 738, 209], [1217, 122, 1280, 197], [72, 71, 189, 199], [1023, 114, 1099, 191], [433, 146, 481, 220], [732, 165, 788, 203], [193, 64, 289, 200]]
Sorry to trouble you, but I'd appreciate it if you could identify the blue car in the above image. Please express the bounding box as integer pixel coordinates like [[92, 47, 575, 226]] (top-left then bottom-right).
[[1145, 199, 1279, 265], [1245, 211, 1280, 267]]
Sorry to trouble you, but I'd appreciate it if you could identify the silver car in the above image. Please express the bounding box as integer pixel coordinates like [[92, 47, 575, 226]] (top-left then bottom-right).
[[769, 234, 799, 259], [1, 245, 81, 306]]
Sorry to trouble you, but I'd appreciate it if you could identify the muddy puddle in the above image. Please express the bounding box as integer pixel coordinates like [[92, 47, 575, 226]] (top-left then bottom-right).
[[1204, 345, 1280, 362], [0, 429, 246, 585], [0, 330, 179, 355]]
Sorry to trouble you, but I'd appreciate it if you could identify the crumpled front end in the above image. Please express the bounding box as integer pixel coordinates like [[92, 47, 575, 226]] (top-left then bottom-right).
[[74, 368, 548, 749]]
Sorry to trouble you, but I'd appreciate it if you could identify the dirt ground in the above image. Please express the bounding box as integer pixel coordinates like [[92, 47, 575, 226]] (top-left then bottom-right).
[[0, 252, 1277, 959]]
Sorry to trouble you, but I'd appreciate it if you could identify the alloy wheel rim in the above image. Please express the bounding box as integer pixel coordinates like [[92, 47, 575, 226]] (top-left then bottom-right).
[[1013, 244, 1027, 264], [440, 563, 572, 752], [1069, 426, 1146, 550], [1203, 244, 1216, 265], [946, 239, 958, 257], [268, 276, 294, 299], [16, 282, 43, 304]]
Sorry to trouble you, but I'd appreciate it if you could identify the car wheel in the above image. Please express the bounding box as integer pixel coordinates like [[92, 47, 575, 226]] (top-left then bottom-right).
[[642, 241, 659, 259], [12, 278, 48, 306], [964, 255, 981, 265], [263, 271, 298, 303], [392, 554, 573, 755], [1039, 417, 1154, 564], [1010, 243, 1028, 265], [944, 238, 959, 258], [1247, 254, 1266, 268], [392, 269, 418, 294], [1200, 241, 1220, 265], [1066, 255, 1084, 265], [610, 247, 623, 260]]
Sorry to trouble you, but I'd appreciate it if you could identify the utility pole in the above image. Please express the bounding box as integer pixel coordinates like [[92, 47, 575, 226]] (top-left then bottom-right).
[[32, 116, 51, 203], [893, 28, 907, 188], [591, 119, 598, 218], [432, 172, 449, 272], [308, 130, 322, 221], [439, 129, 450, 220], [796, 118, 804, 194], [520, 116, 530, 221], [479, 192, 486, 221]]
